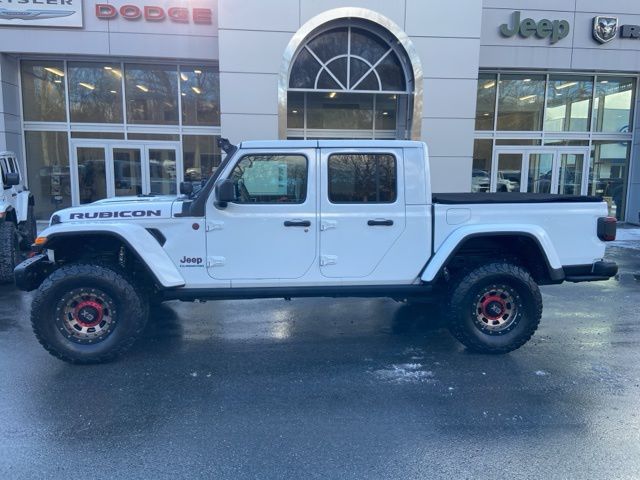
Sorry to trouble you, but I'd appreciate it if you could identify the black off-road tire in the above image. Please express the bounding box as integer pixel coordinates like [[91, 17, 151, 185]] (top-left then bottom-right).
[[0, 221, 20, 283], [31, 263, 149, 364], [19, 205, 37, 250], [448, 262, 542, 354]]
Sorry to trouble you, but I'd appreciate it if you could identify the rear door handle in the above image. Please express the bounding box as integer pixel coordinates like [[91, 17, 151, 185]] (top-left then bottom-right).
[[284, 220, 311, 227], [367, 219, 393, 226]]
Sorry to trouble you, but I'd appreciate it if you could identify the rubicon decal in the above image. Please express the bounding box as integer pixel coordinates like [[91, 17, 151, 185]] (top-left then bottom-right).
[[95, 4, 213, 24], [69, 210, 162, 220]]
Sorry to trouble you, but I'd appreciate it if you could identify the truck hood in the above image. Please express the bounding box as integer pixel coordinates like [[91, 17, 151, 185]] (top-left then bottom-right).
[[52, 195, 179, 223]]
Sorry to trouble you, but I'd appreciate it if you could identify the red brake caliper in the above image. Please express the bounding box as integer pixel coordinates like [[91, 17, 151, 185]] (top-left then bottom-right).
[[74, 300, 104, 328]]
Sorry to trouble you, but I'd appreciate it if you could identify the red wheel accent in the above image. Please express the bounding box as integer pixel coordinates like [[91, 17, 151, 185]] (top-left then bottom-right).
[[480, 294, 507, 320], [73, 300, 104, 328]]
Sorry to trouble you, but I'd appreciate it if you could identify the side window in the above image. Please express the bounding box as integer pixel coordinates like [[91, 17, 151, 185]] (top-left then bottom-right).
[[8, 158, 20, 181], [0, 160, 6, 187], [328, 153, 397, 203], [229, 154, 308, 204]]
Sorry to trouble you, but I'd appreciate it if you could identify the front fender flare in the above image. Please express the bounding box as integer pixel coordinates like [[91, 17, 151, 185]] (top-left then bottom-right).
[[16, 192, 31, 223], [421, 224, 563, 283], [39, 223, 185, 288]]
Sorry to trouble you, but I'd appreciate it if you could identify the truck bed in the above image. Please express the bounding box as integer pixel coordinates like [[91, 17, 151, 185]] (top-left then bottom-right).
[[433, 193, 602, 205]]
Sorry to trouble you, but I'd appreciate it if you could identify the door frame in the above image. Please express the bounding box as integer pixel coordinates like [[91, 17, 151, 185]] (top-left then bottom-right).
[[70, 140, 182, 204], [491, 146, 590, 194]]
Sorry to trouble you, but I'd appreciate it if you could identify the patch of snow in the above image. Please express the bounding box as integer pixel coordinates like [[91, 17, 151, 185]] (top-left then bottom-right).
[[190, 372, 198, 377], [535, 370, 549, 376], [615, 228, 640, 241], [373, 363, 435, 384]]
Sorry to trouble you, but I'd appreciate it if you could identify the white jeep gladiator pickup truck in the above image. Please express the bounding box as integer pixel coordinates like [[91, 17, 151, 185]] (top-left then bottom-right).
[[15, 140, 618, 364]]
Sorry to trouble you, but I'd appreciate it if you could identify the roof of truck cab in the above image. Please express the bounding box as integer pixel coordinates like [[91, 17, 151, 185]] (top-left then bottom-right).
[[238, 140, 425, 149]]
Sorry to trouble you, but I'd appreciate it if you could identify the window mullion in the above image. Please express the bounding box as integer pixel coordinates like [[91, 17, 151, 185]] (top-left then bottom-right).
[[346, 25, 351, 90], [351, 48, 392, 91], [306, 46, 346, 90]]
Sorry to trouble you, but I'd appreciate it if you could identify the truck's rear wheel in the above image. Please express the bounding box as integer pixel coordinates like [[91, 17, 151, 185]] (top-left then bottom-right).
[[0, 221, 20, 283], [448, 262, 542, 354], [31, 264, 148, 364], [19, 205, 37, 249]]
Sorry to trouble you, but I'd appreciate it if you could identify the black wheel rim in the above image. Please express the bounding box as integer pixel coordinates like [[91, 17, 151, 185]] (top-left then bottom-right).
[[54, 288, 118, 344], [472, 283, 521, 335]]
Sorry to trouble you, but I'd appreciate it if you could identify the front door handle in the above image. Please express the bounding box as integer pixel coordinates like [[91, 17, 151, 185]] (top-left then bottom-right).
[[367, 219, 394, 226], [284, 220, 311, 227]]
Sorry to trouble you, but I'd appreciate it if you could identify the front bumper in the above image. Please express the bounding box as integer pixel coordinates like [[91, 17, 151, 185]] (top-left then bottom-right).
[[563, 260, 618, 283], [14, 254, 54, 291]]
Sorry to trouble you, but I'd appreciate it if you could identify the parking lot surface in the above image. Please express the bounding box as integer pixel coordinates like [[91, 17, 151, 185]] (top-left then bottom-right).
[[1, 237, 639, 479]]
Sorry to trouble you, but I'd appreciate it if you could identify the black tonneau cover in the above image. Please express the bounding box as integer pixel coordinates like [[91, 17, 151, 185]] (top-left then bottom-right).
[[432, 192, 603, 205]]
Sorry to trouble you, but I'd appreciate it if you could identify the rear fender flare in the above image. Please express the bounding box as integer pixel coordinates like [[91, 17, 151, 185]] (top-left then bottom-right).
[[421, 224, 563, 283], [40, 223, 185, 288]]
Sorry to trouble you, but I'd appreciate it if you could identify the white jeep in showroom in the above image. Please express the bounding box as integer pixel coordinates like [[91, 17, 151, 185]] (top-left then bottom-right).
[[15, 140, 618, 363]]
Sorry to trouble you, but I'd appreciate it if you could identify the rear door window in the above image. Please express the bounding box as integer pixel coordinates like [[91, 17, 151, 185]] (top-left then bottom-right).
[[328, 153, 397, 203]]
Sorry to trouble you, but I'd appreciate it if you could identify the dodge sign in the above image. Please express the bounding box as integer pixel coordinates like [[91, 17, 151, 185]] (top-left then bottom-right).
[[0, 0, 83, 27]]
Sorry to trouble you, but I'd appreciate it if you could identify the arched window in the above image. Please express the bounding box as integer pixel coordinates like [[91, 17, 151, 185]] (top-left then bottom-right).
[[286, 22, 414, 140]]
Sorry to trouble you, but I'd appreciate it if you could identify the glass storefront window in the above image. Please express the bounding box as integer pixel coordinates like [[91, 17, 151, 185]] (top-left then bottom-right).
[[180, 67, 220, 126], [287, 22, 411, 139], [68, 62, 123, 123], [25, 131, 71, 218], [475, 74, 496, 130], [306, 92, 373, 130], [497, 74, 545, 131], [125, 64, 178, 124], [148, 149, 177, 195], [21, 61, 67, 122], [589, 141, 630, 219], [113, 148, 143, 196], [495, 139, 541, 146], [76, 147, 107, 204], [593, 77, 635, 132], [472, 139, 492, 192], [287, 92, 304, 129], [375, 94, 399, 130], [543, 139, 589, 146], [182, 135, 221, 189], [544, 75, 593, 132]]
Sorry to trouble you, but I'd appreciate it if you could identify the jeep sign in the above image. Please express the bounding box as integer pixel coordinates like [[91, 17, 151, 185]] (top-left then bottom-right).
[[500, 11, 570, 44], [0, 0, 83, 28]]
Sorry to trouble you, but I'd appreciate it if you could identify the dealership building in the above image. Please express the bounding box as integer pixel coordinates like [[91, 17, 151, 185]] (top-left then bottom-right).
[[1, 0, 639, 222]]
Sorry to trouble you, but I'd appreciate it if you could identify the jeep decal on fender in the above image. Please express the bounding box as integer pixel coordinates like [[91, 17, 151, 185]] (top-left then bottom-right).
[[69, 210, 162, 219], [179, 256, 204, 268]]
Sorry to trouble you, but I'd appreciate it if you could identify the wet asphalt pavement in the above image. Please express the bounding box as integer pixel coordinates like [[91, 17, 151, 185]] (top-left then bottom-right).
[[1, 241, 639, 479]]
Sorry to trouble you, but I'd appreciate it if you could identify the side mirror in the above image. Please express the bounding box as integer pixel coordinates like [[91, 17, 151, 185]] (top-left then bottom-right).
[[179, 181, 193, 196], [4, 172, 19, 188], [215, 179, 236, 208]]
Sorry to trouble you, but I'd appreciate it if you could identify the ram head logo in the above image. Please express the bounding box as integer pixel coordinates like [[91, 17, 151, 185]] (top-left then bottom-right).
[[593, 16, 618, 44]]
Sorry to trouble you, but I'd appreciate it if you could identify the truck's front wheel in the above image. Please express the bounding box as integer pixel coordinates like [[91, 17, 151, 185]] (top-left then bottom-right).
[[448, 262, 542, 354], [31, 264, 148, 364], [0, 221, 20, 283]]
